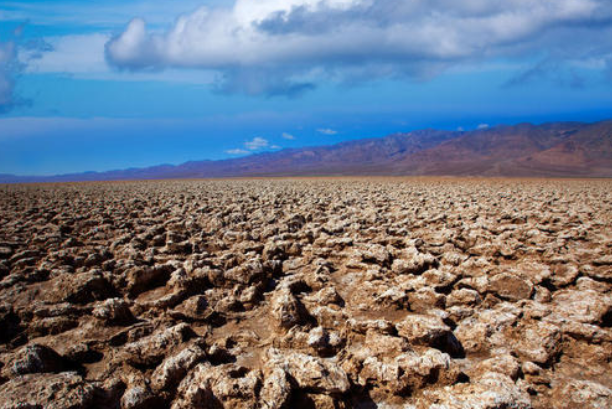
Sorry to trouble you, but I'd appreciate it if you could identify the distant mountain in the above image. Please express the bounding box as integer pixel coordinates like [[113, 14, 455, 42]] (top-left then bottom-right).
[[1, 120, 611, 183], [385, 121, 608, 177]]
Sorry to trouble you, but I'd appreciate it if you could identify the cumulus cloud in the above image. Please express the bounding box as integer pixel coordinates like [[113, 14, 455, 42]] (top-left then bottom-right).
[[104, 0, 612, 95], [21, 33, 217, 85], [227, 136, 278, 155], [245, 136, 269, 150], [317, 128, 337, 135], [477, 123, 490, 130], [282, 132, 296, 140]]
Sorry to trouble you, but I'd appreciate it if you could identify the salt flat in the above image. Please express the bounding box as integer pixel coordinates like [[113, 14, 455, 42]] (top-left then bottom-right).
[[0, 178, 611, 409]]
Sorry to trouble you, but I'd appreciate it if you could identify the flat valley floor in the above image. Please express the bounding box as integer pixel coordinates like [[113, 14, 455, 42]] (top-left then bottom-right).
[[0, 178, 611, 408]]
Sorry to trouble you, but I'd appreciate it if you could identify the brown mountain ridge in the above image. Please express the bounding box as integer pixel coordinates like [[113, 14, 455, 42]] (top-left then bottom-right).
[[1, 120, 611, 183]]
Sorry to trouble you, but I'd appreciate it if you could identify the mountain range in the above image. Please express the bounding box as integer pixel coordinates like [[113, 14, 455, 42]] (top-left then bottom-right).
[[2, 120, 611, 183]]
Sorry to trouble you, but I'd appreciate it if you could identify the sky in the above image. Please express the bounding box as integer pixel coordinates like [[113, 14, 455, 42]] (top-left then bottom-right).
[[1, 0, 612, 175]]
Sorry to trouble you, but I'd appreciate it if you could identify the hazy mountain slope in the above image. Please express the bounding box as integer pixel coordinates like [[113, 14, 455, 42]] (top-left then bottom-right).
[[0, 121, 610, 183], [393, 123, 586, 175], [508, 120, 612, 177], [386, 121, 612, 176]]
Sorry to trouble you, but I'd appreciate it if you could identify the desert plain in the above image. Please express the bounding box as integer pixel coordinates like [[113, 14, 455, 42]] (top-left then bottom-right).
[[0, 177, 611, 409]]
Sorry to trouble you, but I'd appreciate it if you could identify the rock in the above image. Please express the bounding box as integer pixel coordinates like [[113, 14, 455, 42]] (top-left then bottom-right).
[[9, 344, 68, 376], [447, 288, 481, 307], [550, 264, 580, 287], [592, 255, 612, 266], [487, 273, 533, 301], [121, 385, 159, 409], [309, 305, 346, 328], [360, 244, 391, 266], [408, 287, 446, 312], [151, 343, 207, 391], [396, 314, 450, 345], [510, 320, 561, 364], [224, 259, 266, 284], [359, 348, 454, 395], [126, 264, 174, 296], [364, 331, 410, 357], [421, 268, 457, 291], [50, 270, 114, 304], [420, 372, 531, 409], [552, 290, 612, 325], [392, 248, 436, 275], [575, 277, 611, 292], [560, 320, 612, 343], [270, 287, 308, 329], [347, 318, 395, 335], [0, 372, 98, 409], [260, 367, 292, 409], [515, 261, 552, 285], [265, 348, 350, 394], [29, 316, 79, 337], [358, 356, 405, 394], [173, 295, 211, 320], [553, 379, 612, 409], [454, 318, 491, 353], [307, 286, 344, 306], [396, 314, 463, 356], [375, 287, 410, 309], [307, 326, 343, 353], [521, 361, 542, 375], [300, 393, 347, 409], [475, 354, 520, 380], [172, 363, 261, 409], [93, 298, 134, 325], [583, 264, 612, 282], [122, 323, 194, 367]]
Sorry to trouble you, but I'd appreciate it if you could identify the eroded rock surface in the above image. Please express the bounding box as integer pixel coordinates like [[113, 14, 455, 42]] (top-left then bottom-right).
[[0, 178, 610, 408]]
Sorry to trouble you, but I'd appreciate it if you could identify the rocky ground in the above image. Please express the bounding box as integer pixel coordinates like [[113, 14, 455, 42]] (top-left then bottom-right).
[[0, 178, 611, 409]]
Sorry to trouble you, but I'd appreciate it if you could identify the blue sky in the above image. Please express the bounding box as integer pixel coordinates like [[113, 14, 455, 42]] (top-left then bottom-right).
[[1, 0, 612, 175]]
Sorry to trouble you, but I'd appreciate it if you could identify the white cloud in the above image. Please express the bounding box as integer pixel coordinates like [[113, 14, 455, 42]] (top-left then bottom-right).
[[104, 0, 612, 95], [317, 128, 337, 135], [282, 132, 296, 140], [226, 136, 274, 156], [245, 136, 269, 150], [225, 148, 249, 155], [477, 123, 490, 130], [21, 33, 216, 84]]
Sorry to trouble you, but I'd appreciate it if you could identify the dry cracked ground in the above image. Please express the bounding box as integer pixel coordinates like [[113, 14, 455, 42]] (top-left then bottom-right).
[[0, 178, 611, 409]]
